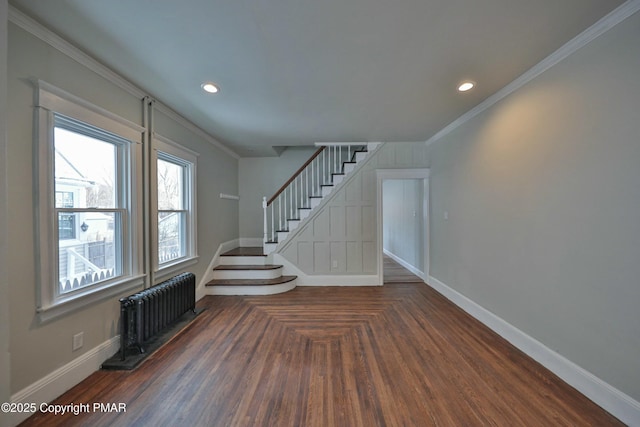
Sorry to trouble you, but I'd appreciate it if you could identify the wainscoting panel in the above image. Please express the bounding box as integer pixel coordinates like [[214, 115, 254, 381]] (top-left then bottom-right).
[[280, 142, 432, 276]]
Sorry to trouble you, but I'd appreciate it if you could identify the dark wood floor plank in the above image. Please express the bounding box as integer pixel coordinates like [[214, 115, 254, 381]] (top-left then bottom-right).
[[19, 257, 623, 427]]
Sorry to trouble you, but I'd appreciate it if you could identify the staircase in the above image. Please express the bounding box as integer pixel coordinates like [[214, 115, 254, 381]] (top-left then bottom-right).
[[206, 142, 379, 296], [205, 247, 296, 295], [263, 142, 379, 254]]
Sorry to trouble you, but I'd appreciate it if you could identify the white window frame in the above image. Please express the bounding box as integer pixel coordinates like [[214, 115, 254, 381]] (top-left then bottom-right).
[[151, 134, 198, 277], [34, 80, 145, 322]]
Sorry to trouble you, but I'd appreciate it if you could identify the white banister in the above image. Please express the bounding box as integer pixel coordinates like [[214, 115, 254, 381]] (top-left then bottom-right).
[[262, 196, 268, 243], [262, 143, 371, 251]]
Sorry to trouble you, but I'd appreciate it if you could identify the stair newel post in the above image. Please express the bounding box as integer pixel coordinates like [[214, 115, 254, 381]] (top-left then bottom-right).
[[262, 197, 268, 244]]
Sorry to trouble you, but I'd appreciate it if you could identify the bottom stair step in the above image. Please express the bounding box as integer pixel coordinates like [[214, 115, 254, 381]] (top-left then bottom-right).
[[206, 275, 297, 287], [205, 275, 297, 296]]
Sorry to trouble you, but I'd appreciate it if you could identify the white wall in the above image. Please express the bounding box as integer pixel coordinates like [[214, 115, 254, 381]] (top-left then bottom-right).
[[1, 2, 11, 427], [382, 179, 424, 274], [238, 146, 317, 239], [6, 18, 238, 401], [429, 11, 640, 402]]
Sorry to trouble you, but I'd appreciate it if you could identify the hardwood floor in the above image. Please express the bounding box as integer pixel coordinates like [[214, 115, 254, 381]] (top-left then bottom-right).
[[19, 258, 622, 426]]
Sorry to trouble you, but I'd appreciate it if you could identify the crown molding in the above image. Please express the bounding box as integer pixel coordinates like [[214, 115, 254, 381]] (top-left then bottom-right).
[[8, 5, 240, 160], [425, 0, 640, 147], [153, 103, 240, 159]]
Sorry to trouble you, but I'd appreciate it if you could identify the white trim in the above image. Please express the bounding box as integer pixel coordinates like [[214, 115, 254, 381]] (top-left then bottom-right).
[[152, 134, 199, 276], [376, 168, 430, 286], [219, 193, 240, 200], [10, 336, 120, 426], [34, 79, 145, 139], [33, 81, 146, 322], [276, 142, 383, 255], [1, 0, 11, 422], [153, 133, 199, 158], [272, 254, 380, 286], [314, 141, 371, 146], [206, 280, 296, 296], [153, 104, 240, 159], [196, 239, 240, 300], [427, 275, 640, 427], [8, 7, 145, 98], [425, 0, 640, 148], [9, 6, 240, 160], [383, 249, 426, 281]]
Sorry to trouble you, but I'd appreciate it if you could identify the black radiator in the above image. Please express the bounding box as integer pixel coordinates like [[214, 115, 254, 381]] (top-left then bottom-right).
[[119, 272, 196, 360]]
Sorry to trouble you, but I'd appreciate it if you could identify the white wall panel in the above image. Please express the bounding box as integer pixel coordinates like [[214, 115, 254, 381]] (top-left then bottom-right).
[[281, 142, 431, 275]]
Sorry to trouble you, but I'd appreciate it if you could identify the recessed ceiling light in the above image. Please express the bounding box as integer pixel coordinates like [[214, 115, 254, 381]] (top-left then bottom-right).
[[201, 82, 219, 94], [458, 81, 475, 92]]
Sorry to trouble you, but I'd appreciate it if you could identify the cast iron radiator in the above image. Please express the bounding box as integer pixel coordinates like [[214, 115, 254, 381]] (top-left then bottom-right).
[[119, 272, 196, 360]]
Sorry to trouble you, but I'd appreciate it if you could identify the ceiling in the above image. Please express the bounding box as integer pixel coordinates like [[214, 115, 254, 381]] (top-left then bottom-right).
[[10, 0, 624, 156]]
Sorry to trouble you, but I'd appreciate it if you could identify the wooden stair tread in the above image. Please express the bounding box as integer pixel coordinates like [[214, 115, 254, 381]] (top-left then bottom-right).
[[206, 275, 297, 287], [214, 264, 282, 271], [221, 247, 265, 257]]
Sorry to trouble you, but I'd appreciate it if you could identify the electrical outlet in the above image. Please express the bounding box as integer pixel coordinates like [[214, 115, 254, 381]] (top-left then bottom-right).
[[332, 260, 338, 268], [72, 332, 84, 351]]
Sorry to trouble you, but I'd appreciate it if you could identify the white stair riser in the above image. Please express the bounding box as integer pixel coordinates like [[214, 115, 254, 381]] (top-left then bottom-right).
[[288, 220, 300, 231], [299, 209, 311, 220], [333, 175, 344, 185], [213, 267, 283, 280], [321, 186, 333, 197], [355, 152, 367, 162], [277, 231, 289, 241], [343, 163, 356, 174], [263, 243, 277, 254], [206, 280, 296, 296], [310, 198, 322, 208], [219, 256, 266, 266]]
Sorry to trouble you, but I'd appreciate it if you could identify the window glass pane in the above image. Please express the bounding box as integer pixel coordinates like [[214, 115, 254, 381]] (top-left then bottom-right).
[[157, 159, 183, 210], [57, 211, 120, 294], [54, 127, 116, 209], [158, 212, 185, 264]]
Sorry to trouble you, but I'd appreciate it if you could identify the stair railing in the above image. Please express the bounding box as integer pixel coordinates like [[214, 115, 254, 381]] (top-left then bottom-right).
[[263, 143, 366, 245]]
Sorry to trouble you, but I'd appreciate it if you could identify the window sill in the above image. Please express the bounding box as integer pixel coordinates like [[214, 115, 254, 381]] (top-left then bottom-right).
[[154, 256, 199, 283], [37, 275, 145, 324]]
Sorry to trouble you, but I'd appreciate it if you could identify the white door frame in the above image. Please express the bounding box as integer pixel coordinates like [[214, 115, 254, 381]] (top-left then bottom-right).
[[376, 168, 430, 285]]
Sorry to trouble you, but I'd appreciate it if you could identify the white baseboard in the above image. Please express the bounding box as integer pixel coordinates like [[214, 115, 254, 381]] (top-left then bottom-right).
[[273, 254, 381, 286], [196, 239, 240, 301], [427, 275, 640, 426], [383, 249, 426, 281], [10, 336, 120, 426]]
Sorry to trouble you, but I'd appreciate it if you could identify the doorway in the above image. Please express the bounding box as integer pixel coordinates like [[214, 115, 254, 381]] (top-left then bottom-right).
[[376, 169, 430, 285]]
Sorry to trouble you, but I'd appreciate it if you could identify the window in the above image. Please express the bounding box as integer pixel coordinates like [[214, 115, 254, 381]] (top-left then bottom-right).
[[153, 135, 197, 273], [54, 118, 122, 294], [35, 80, 144, 321]]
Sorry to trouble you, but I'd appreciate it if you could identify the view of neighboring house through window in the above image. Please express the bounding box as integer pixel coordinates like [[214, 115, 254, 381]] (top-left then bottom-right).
[[154, 136, 197, 271], [157, 157, 185, 264], [35, 80, 143, 320], [54, 118, 122, 293]]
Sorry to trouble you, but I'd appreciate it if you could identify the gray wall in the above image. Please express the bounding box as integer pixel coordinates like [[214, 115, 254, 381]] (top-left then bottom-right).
[[278, 10, 640, 403], [428, 12, 640, 401], [239, 146, 317, 239], [383, 179, 424, 273], [7, 21, 238, 394], [1, 2, 11, 427]]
